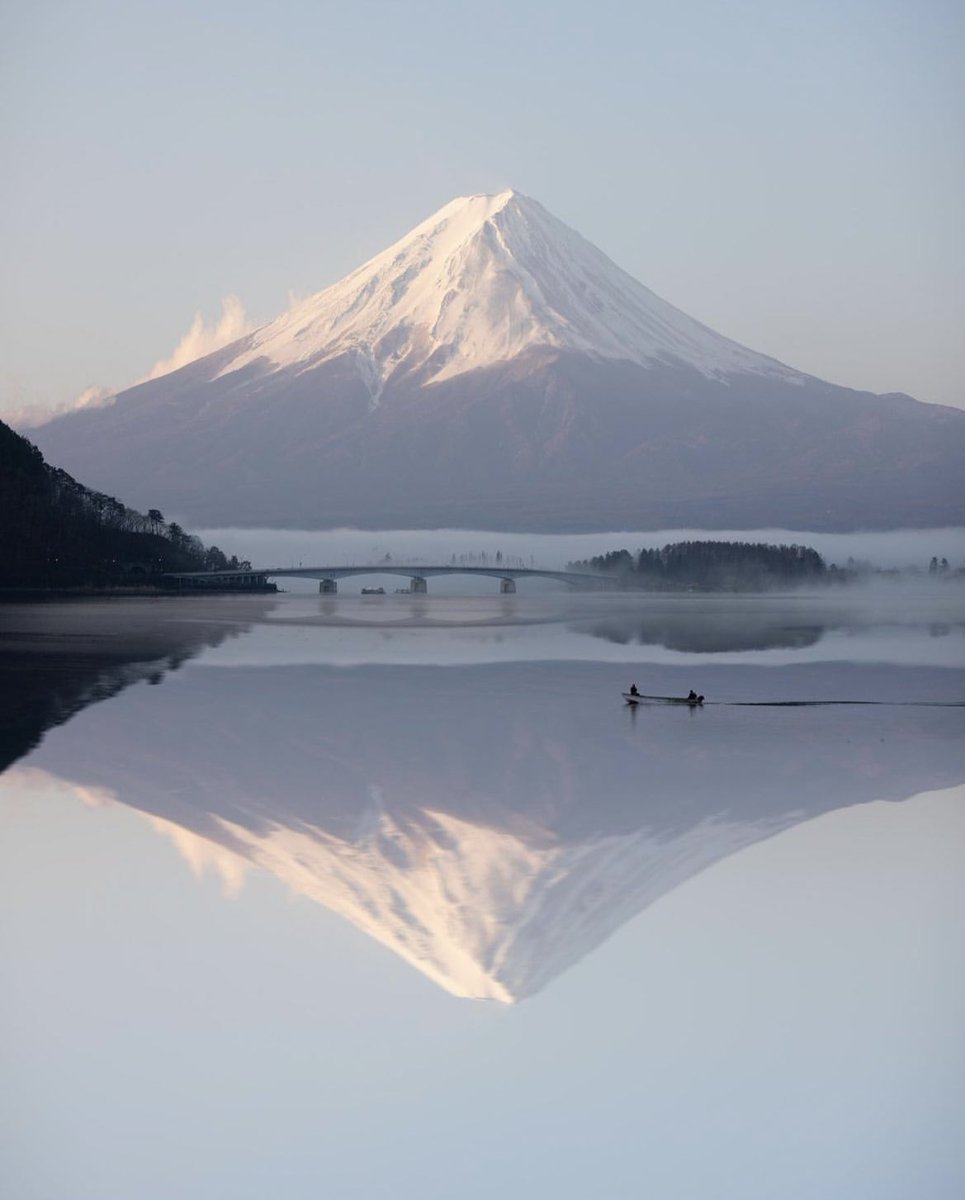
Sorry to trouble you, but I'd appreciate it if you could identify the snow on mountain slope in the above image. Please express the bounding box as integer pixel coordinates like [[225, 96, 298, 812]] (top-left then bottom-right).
[[216, 190, 802, 400]]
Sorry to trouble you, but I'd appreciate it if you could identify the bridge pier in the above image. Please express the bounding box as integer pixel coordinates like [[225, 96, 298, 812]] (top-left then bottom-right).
[[499, 577, 516, 594], [410, 576, 428, 594], [319, 579, 337, 594]]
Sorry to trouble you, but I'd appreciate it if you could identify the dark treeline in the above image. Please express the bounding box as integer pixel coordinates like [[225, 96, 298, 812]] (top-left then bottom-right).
[[568, 540, 829, 590], [1, 420, 249, 589]]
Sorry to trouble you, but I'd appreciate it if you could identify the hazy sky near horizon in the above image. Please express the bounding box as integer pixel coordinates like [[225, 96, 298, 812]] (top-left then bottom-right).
[[2, 0, 963, 422]]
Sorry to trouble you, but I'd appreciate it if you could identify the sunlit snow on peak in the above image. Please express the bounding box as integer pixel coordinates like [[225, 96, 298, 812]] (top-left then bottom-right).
[[216, 190, 803, 395]]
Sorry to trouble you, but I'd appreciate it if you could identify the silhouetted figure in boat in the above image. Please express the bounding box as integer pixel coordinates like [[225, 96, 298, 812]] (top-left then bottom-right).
[[629, 684, 639, 697], [688, 690, 697, 703]]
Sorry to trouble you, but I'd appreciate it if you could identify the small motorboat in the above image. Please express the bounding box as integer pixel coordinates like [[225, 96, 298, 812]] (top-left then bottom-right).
[[623, 691, 704, 707]]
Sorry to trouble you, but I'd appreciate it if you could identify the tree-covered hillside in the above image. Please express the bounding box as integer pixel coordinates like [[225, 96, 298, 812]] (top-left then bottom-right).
[[0, 419, 246, 589]]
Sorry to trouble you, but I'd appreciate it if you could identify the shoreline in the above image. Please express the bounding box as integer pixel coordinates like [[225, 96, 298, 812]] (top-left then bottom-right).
[[0, 584, 278, 602]]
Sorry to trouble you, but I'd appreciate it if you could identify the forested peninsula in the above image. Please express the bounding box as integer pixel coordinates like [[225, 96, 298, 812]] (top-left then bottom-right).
[[0, 419, 252, 591], [568, 541, 830, 590]]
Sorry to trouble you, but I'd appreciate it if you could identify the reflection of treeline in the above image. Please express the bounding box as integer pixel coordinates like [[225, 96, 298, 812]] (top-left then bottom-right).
[[576, 616, 824, 653], [1, 420, 247, 588], [568, 541, 828, 590]]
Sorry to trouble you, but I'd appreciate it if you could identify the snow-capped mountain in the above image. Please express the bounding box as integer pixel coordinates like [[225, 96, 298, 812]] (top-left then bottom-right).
[[217, 190, 800, 399], [31, 190, 965, 530]]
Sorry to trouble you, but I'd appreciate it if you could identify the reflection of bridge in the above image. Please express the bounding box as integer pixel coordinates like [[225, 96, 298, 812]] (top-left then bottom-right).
[[167, 564, 612, 594]]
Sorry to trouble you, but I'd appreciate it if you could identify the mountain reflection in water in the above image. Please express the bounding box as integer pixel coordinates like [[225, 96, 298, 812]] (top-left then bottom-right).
[[17, 630, 965, 1002]]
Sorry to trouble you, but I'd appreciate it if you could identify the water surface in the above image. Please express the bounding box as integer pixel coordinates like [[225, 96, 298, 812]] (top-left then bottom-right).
[[2, 591, 963, 1198]]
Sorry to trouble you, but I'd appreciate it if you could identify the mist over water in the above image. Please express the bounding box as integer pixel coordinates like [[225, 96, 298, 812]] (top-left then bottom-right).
[[197, 525, 965, 575]]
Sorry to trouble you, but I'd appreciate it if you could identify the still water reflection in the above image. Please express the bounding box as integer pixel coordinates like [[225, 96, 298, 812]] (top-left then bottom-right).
[[2, 592, 964, 1198]]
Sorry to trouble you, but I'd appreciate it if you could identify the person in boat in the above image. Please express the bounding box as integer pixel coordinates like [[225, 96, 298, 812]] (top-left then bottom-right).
[[688, 690, 697, 702], [629, 684, 639, 696]]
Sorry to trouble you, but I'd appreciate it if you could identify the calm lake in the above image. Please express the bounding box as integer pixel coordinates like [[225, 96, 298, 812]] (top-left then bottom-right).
[[2, 582, 964, 1199]]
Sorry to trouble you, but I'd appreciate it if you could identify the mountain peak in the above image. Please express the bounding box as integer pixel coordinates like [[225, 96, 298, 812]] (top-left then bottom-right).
[[214, 190, 801, 397], [437, 187, 528, 218]]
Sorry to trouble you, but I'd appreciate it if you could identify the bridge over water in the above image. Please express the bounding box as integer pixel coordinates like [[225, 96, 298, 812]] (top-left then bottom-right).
[[167, 564, 613, 594]]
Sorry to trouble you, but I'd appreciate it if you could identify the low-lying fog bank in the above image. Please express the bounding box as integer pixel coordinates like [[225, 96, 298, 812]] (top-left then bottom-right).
[[197, 525, 965, 575]]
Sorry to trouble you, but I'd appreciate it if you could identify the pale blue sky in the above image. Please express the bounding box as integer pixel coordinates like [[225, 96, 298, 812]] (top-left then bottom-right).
[[2, 0, 962, 420]]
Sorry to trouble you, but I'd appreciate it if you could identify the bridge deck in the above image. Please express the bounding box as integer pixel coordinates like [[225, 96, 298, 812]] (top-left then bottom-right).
[[166, 564, 612, 588]]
